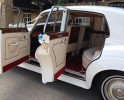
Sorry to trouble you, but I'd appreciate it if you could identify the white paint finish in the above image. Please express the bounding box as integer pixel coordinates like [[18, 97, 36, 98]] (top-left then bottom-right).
[[23, 7, 124, 90], [65, 68, 85, 77], [35, 53, 54, 83], [85, 43, 124, 89], [60, 8, 69, 31], [7, 6, 124, 90], [18, 62, 88, 88], [58, 74, 88, 89], [18, 62, 41, 74], [24, 6, 124, 89]]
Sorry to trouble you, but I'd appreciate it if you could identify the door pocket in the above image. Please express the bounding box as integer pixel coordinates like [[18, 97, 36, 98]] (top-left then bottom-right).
[[6, 37, 19, 60]]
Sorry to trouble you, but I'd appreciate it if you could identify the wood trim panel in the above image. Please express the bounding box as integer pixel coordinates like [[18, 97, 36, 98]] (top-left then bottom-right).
[[50, 32, 68, 40], [83, 27, 92, 41], [68, 27, 80, 44], [0, 28, 28, 34]]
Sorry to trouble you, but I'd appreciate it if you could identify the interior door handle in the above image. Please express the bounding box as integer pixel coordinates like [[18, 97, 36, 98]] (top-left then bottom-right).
[[61, 38, 66, 44], [9, 42, 19, 46]]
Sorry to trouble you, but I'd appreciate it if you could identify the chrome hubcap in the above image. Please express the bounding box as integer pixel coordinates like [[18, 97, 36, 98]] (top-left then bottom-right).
[[113, 87, 124, 99], [102, 76, 124, 100]]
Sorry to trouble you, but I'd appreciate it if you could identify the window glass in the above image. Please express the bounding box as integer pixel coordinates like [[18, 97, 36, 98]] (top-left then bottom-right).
[[108, 2, 124, 8], [35, 11, 63, 34], [71, 17, 90, 26], [46, 11, 63, 33], [79, 19, 82, 23], [23, 13, 32, 24]]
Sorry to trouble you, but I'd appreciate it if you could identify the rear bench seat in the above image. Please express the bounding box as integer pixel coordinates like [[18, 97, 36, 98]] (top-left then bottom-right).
[[82, 31, 106, 68], [82, 47, 101, 68]]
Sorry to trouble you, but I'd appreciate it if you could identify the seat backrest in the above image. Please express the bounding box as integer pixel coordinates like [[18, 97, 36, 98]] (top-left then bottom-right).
[[89, 33, 105, 48], [66, 25, 80, 56], [76, 26, 86, 54], [89, 17, 105, 48]]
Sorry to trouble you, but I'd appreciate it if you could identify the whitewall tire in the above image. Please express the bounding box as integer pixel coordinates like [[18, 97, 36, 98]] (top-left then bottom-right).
[[101, 76, 124, 100]]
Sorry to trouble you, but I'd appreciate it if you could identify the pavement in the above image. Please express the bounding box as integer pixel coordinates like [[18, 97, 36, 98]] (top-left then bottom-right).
[[0, 67, 99, 100]]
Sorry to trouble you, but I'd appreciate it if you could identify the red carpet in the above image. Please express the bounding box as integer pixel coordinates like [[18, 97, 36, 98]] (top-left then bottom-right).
[[65, 55, 86, 74]]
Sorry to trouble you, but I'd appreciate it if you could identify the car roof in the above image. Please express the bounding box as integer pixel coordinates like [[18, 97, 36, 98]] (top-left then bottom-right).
[[44, 6, 124, 44]]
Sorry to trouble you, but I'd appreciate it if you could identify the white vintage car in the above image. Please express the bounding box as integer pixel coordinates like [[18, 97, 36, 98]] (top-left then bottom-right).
[[0, 3, 124, 100]]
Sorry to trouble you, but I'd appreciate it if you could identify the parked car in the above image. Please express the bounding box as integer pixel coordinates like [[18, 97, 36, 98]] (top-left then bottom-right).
[[0, 3, 124, 100]]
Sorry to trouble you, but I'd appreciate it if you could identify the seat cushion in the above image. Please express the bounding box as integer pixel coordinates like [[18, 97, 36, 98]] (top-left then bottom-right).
[[82, 47, 101, 68]]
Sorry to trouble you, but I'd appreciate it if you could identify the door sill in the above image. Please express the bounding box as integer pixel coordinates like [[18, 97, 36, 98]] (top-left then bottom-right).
[[18, 62, 41, 74], [58, 74, 88, 89], [64, 69, 86, 81], [26, 58, 40, 67]]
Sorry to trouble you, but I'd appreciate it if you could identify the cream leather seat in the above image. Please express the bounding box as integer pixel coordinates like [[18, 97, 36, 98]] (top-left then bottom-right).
[[66, 25, 86, 57], [82, 32, 105, 68], [82, 47, 101, 68]]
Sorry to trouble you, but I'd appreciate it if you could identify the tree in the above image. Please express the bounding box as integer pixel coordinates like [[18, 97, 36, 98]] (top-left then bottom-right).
[[57, 0, 64, 6], [31, 0, 43, 10], [31, 0, 67, 10], [31, 0, 54, 11]]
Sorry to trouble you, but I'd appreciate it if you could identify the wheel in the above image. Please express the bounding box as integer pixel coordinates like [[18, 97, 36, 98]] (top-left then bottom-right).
[[98, 74, 124, 100]]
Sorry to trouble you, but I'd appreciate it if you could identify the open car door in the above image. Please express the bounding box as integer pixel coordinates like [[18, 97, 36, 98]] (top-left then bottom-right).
[[0, 28, 30, 73], [0, 3, 30, 74], [35, 6, 69, 83]]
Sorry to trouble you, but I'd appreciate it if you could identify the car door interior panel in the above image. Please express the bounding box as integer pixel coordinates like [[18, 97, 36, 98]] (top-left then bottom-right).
[[0, 28, 30, 73]]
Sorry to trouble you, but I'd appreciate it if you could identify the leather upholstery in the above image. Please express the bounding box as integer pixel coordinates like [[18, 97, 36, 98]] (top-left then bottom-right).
[[82, 47, 101, 68]]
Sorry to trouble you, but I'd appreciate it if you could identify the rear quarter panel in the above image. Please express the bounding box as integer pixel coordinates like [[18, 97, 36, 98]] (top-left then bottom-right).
[[85, 43, 124, 89]]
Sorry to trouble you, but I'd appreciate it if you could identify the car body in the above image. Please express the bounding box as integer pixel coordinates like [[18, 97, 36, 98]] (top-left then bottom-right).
[[0, 3, 124, 100]]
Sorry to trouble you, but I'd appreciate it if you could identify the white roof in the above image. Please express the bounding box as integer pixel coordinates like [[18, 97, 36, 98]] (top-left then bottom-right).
[[45, 6, 124, 44]]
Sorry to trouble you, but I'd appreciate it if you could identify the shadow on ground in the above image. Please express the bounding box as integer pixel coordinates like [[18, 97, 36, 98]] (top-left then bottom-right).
[[0, 67, 99, 100]]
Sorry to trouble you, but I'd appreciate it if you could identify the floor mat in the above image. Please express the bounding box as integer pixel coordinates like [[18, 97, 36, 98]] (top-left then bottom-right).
[[65, 55, 86, 73]]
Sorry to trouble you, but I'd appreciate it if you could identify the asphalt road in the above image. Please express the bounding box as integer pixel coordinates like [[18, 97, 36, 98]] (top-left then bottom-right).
[[0, 67, 99, 100]]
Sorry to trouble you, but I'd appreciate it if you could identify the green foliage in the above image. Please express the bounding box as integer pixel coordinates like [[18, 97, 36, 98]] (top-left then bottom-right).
[[31, 0, 44, 11], [57, 0, 64, 6]]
